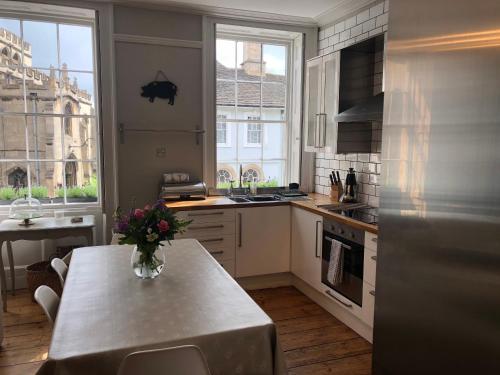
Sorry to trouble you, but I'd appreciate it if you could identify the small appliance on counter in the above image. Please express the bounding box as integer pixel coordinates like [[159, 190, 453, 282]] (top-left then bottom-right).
[[276, 182, 308, 198], [341, 168, 358, 203], [159, 172, 207, 201]]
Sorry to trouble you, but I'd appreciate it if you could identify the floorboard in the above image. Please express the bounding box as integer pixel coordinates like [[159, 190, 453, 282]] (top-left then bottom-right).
[[1, 286, 372, 374]]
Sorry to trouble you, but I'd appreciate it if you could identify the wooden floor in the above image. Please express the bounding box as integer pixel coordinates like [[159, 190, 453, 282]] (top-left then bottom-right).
[[1, 286, 372, 374]]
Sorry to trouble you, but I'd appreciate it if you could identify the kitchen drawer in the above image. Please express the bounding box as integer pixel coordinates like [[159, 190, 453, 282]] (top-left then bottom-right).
[[365, 232, 378, 252], [363, 248, 377, 287], [177, 221, 235, 238], [218, 259, 235, 277], [323, 287, 363, 319], [176, 209, 235, 224], [362, 282, 375, 327], [197, 235, 235, 261]]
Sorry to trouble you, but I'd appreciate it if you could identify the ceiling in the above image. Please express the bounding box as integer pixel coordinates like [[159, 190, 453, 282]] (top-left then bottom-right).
[[113, 0, 341, 19]]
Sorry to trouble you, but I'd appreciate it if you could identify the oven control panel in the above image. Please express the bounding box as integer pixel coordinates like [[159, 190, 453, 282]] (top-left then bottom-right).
[[323, 219, 364, 246]]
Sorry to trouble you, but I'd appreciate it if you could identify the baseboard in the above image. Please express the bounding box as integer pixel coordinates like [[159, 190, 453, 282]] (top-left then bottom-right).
[[236, 272, 293, 290], [292, 275, 373, 343]]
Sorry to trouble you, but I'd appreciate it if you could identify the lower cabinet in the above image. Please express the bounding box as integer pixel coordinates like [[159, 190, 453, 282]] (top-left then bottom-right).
[[291, 207, 323, 291], [235, 206, 291, 278]]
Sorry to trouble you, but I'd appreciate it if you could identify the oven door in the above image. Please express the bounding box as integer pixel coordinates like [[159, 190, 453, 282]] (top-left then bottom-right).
[[321, 231, 364, 307]]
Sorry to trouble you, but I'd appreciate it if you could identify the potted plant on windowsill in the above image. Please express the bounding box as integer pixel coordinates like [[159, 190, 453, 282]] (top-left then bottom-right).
[[113, 200, 190, 279]]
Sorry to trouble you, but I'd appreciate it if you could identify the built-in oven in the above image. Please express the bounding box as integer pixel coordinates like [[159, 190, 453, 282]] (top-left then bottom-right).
[[321, 219, 365, 307]]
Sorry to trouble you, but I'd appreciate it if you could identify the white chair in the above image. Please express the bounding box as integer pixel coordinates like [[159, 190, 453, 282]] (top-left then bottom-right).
[[34, 285, 60, 325], [117, 345, 211, 375], [51, 258, 68, 288]]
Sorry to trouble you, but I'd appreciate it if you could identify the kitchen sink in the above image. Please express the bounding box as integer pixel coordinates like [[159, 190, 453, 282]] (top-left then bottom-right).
[[228, 196, 251, 203]]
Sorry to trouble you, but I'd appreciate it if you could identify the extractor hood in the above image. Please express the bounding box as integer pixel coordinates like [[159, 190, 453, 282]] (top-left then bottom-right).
[[335, 93, 384, 122]]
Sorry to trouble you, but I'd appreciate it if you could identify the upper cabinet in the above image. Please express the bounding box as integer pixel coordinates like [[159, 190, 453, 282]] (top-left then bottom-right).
[[303, 52, 340, 154]]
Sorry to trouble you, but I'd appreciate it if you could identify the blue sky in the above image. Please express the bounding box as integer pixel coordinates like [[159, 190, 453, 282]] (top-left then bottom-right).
[[0, 18, 94, 96]]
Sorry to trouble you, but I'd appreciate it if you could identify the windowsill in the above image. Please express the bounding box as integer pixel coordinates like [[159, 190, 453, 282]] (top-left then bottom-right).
[[244, 143, 263, 148], [216, 143, 232, 148]]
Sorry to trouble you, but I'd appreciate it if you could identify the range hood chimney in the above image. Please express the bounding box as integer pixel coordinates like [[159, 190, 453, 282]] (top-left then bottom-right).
[[335, 92, 384, 122]]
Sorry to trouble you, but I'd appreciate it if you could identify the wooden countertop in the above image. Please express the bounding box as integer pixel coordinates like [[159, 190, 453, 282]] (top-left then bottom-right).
[[167, 193, 378, 234]]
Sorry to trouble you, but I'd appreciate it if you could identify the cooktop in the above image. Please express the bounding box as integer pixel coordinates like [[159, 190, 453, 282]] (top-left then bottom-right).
[[319, 203, 378, 225]]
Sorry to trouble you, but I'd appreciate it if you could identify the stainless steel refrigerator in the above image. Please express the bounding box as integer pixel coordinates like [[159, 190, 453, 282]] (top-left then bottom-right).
[[373, 0, 500, 374]]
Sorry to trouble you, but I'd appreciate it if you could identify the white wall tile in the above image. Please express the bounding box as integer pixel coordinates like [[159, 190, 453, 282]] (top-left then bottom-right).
[[334, 20, 346, 34], [339, 29, 350, 42], [350, 24, 363, 38], [384, 0, 389, 12], [345, 15, 357, 29], [369, 26, 384, 37], [356, 9, 370, 24], [376, 12, 389, 27], [369, 2, 384, 18], [332, 33, 340, 44], [362, 18, 376, 33]]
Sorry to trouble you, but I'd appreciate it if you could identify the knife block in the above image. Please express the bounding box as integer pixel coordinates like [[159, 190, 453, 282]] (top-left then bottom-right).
[[330, 184, 342, 202]]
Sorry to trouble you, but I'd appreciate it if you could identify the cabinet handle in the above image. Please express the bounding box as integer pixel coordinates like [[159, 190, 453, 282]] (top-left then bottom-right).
[[209, 250, 224, 255], [369, 290, 376, 297], [238, 212, 242, 247], [315, 220, 321, 258], [188, 211, 224, 217], [371, 255, 377, 261], [325, 290, 353, 308], [189, 224, 224, 230], [199, 238, 224, 243]]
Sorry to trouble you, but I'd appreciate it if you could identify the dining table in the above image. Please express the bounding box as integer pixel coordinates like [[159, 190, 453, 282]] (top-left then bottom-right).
[[37, 239, 286, 375]]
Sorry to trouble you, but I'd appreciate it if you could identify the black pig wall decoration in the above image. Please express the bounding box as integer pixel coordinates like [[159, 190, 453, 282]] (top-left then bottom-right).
[[141, 71, 178, 105]]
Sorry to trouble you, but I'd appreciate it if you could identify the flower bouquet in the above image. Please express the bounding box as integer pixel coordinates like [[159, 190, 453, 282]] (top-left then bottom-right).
[[114, 200, 191, 279]]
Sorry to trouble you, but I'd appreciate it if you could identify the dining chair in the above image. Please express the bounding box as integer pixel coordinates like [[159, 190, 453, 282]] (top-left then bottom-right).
[[34, 285, 60, 325], [51, 258, 68, 288], [117, 345, 211, 375]]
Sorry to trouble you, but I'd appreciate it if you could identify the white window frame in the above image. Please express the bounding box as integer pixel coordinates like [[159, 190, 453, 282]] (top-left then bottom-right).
[[0, 2, 102, 210], [215, 31, 292, 185]]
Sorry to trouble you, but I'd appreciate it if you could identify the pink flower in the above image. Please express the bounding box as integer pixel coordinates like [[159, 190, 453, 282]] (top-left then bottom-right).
[[134, 209, 144, 219], [144, 204, 152, 212], [158, 220, 170, 232]]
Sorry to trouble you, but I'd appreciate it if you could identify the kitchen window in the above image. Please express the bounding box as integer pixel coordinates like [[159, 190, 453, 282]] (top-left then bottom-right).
[[0, 3, 100, 206], [215, 25, 298, 188]]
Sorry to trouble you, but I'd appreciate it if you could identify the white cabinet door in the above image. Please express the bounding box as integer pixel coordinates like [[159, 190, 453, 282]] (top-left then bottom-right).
[[235, 206, 291, 278], [291, 207, 323, 291], [321, 52, 340, 155], [303, 57, 323, 152]]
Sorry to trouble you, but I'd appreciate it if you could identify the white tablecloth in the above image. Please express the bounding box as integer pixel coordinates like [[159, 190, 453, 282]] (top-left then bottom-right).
[[38, 239, 285, 375]]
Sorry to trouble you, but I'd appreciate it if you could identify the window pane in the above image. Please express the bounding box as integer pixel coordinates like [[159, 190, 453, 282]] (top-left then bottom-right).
[[263, 44, 286, 81], [62, 116, 97, 161], [0, 19, 22, 67], [236, 82, 260, 119], [262, 82, 286, 121], [0, 116, 27, 160], [59, 24, 94, 71], [0, 72, 25, 113], [63, 71, 95, 113], [237, 41, 261, 82], [216, 39, 236, 79], [25, 69, 61, 114], [22, 20, 58, 69], [28, 161, 62, 202], [0, 161, 28, 204], [216, 81, 235, 119], [63, 161, 98, 203], [27, 116, 63, 160]]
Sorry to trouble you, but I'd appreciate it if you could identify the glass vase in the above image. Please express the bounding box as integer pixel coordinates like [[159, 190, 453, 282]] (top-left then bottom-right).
[[131, 244, 165, 279]]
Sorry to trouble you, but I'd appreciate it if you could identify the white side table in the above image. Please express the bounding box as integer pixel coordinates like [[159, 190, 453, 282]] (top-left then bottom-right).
[[0, 215, 95, 311]]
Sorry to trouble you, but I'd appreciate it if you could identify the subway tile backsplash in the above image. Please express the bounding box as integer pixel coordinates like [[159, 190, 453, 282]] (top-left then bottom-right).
[[314, 1, 389, 208]]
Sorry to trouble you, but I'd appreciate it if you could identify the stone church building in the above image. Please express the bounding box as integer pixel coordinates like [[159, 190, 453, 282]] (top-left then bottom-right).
[[0, 27, 95, 198]]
